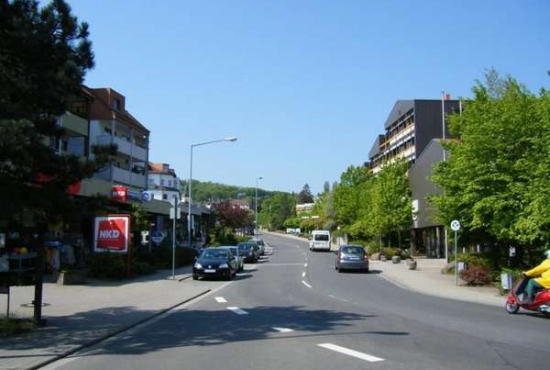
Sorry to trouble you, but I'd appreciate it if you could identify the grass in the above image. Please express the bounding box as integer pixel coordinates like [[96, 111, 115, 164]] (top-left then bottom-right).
[[0, 317, 36, 338]]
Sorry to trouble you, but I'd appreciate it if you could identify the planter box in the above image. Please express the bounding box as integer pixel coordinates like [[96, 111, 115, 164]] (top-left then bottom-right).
[[57, 271, 87, 285]]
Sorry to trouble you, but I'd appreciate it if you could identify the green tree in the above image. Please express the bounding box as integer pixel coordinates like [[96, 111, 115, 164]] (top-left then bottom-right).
[[297, 183, 314, 203], [431, 70, 550, 266], [0, 0, 110, 323]]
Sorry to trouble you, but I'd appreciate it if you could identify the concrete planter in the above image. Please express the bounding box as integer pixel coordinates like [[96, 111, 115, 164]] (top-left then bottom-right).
[[407, 260, 417, 270], [57, 270, 87, 285], [391, 256, 401, 264], [380, 255, 387, 262]]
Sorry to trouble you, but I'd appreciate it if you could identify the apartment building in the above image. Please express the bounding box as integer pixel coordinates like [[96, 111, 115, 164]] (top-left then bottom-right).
[[87, 87, 150, 190], [146, 162, 181, 202], [367, 99, 459, 173]]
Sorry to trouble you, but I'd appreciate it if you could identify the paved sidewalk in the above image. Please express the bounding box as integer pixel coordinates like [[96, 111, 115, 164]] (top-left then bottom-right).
[[268, 231, 505, 307], [0, 266, 211, 370]]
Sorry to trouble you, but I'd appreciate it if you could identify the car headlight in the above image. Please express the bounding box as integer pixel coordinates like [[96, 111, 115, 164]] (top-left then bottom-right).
[[220, 263, 229, 268], [194, 263, 202, 269], [248, 252, 253, 256]]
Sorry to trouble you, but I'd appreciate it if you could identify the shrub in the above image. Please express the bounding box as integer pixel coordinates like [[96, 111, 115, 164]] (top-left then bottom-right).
[[89, 253, 127, 279], [451, 253, 492, 269], [0, 318, 36, 338], [459, 265, 492, 286]]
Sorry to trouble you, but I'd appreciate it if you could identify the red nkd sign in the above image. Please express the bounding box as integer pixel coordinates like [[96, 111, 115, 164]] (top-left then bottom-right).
[[94, 215, 130, 253]]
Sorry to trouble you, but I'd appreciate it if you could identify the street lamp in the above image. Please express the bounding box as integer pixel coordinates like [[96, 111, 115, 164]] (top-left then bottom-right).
[[188, 136, 237, 248], [255, 176, 263, 235]]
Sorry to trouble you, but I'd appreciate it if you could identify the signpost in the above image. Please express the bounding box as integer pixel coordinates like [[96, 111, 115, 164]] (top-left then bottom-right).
[[169, 199, 181, 280], [450, 220, 461, 286]]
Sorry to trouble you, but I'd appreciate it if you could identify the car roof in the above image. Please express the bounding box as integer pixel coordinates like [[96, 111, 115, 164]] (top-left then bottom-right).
[[340, 244, 364, 248]]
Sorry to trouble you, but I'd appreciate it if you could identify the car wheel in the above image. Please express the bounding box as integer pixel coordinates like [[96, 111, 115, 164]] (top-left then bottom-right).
[[364, 268, 369, 273], [192, 274, 199, 280], [338, 268, 343, 273]]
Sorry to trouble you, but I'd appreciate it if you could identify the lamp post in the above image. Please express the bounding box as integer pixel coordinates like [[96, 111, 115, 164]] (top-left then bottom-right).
[[255, 176, 263, 235], [188, 137, 237, 249]]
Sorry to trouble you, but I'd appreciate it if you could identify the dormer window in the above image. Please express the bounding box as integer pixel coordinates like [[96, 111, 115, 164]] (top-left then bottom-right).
[[113, 99, 121, 111]]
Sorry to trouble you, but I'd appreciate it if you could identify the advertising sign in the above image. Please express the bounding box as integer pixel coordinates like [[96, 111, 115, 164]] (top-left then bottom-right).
[[94, 215, 131, 253], [111, 186, 128, 202]]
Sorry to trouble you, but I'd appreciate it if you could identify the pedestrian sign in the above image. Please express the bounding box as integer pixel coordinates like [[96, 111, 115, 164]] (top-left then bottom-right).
[[450, 220, 461, 231]]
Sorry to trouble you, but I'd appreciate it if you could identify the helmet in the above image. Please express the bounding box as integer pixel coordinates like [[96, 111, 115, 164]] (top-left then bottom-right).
[[545, 250, 550, 259]]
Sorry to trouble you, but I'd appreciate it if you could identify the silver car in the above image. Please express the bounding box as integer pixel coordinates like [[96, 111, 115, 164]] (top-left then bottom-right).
[[219, 246, 244, 272], [335, 245, 369, 273]]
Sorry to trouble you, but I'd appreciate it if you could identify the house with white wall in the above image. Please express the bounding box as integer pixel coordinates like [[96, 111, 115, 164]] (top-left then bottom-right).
[[146, 163, 181, 202]]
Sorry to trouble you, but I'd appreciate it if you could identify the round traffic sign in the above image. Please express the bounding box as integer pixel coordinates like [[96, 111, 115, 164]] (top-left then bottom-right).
[[450, 220, 461, 231]]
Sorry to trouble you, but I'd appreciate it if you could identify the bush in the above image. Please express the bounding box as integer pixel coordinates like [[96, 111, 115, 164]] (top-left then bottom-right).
[[0, 318, 36, 338], [380, 247, 411, 259], [453, 253, 492, 269], [89, 253, 128, 279], [459, 265, 492, 286]]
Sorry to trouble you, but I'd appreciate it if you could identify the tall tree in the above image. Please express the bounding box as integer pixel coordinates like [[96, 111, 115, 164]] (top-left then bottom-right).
[[431, 70, 550, 266], [297, 183, 314, 203], [0, 0, 109, 323]]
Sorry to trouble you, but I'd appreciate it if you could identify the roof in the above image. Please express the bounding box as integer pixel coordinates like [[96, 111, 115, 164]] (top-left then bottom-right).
[[148, 162, 177, 176], [384, 100, 414, 129]]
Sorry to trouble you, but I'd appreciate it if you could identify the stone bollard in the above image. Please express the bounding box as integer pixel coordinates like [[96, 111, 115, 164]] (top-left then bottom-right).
[[392, 256, 401, 264], [407, 259, 417, 270], [380, 255, 387, 262]]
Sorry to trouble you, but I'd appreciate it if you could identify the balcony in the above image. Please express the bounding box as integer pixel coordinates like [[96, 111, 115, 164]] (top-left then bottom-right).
[[113, 166, 146, 189], [96, 135, 147, 161]]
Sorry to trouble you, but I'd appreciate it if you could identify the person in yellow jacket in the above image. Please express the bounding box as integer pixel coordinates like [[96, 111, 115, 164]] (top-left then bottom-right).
[[523, 250, 550, 302]]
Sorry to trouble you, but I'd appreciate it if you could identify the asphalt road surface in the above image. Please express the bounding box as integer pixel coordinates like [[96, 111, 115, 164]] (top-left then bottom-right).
[[44, 233, 550, 370]]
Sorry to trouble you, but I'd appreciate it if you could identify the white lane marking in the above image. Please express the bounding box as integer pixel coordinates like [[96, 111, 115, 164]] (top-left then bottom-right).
[[302, 271, 306, 278], [302, 280, 312, 288], [317, 343, 384, 363], [215, 297, 227, 303], [227, 306, 249, 315], [261, 263, 304, 266], [295, 245, 300, 248], [304, 263, 308, 267], [273, 327, 294, 333], [328, 294, 349, 302]]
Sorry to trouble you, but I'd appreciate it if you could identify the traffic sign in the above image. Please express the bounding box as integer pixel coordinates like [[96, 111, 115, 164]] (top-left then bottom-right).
[[450, 220, 461, 231], [151, 231, 164, 245]]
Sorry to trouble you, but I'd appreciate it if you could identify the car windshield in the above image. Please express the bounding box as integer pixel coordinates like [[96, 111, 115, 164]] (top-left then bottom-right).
[[201, 249, 228, 259], [228, 248, 238, 255], [341, 246, 364, 255], [238, 243, 252, 250], [314, 234, 329, 241]]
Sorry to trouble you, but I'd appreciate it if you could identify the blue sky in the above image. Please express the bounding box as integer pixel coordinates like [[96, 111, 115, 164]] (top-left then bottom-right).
[[67, 0, 550, 194]]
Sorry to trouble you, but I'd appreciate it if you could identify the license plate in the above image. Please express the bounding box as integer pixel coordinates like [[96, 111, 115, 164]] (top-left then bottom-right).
[[204, 269, 216, 273], [349, 257, 360, 260]]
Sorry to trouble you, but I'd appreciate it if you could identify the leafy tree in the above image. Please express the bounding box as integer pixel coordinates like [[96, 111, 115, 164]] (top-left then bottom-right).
[[211, 200, 253, 231], [258, 192, 296, 230], [297, 183, 314, 203], [431, 70, 550, 266], [0, 0, 111, 323]]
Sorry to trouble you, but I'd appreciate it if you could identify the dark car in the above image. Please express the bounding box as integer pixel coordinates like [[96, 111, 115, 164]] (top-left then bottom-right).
[[249, 238, 266, 255], [238, 242, 259, 263], [335, 245, 369, 273], [193, 248, 238, 280]]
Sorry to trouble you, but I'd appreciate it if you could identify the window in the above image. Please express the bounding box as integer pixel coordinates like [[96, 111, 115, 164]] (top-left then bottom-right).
[[168, 180, 172, 187], [113, 99, 121, 111], [163, 194, 167, 200], [160, 179, 165, 186]]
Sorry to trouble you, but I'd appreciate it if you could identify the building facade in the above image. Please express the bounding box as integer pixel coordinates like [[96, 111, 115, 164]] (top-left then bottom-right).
[[367, 99, 459, 173], [87, 87, 150, 190], [146, 163, 181, 202]]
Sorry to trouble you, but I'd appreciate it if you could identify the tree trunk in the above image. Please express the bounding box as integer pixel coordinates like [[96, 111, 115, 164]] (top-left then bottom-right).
[[33, 233, 45, 326]]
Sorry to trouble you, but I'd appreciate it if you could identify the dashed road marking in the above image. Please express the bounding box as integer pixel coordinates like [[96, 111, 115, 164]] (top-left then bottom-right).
[[328, 294, 349, 302], [227, 306, 249, 315], [302, 280, 312, 288], [304, 263, 308, 267], [317, 343, 384, 363], [273, 327, 294, 333], [215, 297, 227, 303], [302, 271, 306, 278]]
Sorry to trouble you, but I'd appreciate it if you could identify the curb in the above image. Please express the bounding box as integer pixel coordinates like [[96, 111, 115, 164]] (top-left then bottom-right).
[[26, 288, 211, 370]]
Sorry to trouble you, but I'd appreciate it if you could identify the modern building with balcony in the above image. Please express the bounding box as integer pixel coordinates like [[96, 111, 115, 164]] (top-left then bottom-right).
[[367, 99, 460, 174], [146, 162, 181, 202], [87, 88, 150, 190]]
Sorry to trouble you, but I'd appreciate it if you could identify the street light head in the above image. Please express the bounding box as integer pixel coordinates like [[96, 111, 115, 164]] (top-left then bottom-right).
[[258, 176, 263, 180], [225, 136, 238, 142]]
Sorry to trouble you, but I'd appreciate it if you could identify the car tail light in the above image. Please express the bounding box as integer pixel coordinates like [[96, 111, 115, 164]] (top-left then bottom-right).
[[363, 253, 368, 261], [338, 251, 341, 260]]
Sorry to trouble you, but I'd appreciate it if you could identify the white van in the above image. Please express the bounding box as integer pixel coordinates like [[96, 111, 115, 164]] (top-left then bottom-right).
[[309, 230, 331, 251]]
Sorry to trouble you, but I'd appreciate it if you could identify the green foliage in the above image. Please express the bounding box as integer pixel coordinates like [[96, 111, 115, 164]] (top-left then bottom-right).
[[431, 69, 550, 264], [258, 192, 296, 230], [209, 231, 247, 246], [89, 253, 128, 279], [332, 161, 412, 247], [297, 183, 314, 204], [181, 179, 275, 206], [380, 247, 410, 259], [0, 318, 36, 338], [457, 253, 492, 269]]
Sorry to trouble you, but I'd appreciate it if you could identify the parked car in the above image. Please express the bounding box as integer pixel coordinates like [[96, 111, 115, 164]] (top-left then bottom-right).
[[219, 246, 244, 272], [238, 242, 259, 263], [250, 238, 266, 255], [309, 230, 331, 251], [335, 245, 369, 273], [193, 248, 238, 280]]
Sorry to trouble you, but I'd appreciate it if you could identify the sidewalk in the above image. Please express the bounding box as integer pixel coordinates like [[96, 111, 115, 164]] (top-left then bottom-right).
[[0, 266, 210, 370], [371, 259, 505, 307], [268, 231, 505, 307]]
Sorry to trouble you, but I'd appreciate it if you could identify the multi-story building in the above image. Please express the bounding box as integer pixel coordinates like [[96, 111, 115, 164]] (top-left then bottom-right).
[[87, 87, 150, 190], [146, 163, 181, 202], [367, 99, 460, 173]]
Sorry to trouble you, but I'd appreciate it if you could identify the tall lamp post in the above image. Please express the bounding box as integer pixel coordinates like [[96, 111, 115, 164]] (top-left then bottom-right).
[[188, 136, 237, 248], [255, 176, 263, 235]]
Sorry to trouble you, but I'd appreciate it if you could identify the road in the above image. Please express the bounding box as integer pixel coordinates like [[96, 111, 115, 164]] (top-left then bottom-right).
[[43, 233, 549, 370]]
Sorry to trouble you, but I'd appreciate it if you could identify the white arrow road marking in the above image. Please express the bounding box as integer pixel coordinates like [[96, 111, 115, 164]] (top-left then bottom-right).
[[273, 327, 294, 333], [302, 280, 312, 288], [317, 343, 384, 363], [215, 297, 227, 303], [227, 307, 249, 315], [302, 271, 306, 278]]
